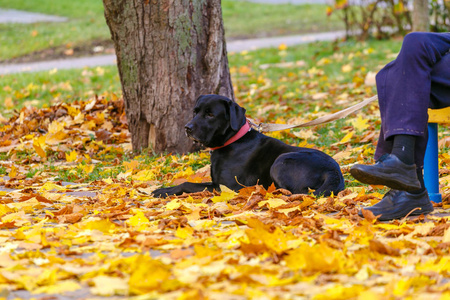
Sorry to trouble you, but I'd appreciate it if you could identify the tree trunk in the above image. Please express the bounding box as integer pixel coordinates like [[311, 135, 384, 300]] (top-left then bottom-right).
[[102, 0, 234, 154], [412, 0, 429, 32]]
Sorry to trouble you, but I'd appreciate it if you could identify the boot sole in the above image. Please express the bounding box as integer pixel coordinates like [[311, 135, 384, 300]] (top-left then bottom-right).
[[350, 167, 421, 191], [359, 204, 434, 221]]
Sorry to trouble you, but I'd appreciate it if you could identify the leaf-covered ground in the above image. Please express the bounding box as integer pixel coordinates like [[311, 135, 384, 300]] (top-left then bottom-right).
[[1, 40, 450, 299]]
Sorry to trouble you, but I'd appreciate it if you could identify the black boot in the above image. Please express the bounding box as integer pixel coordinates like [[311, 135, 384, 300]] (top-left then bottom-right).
[[350, 154, 421, 191], [358, 189, 434, 221]]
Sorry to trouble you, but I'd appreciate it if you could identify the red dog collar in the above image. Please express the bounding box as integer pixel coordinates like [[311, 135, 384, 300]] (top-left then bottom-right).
[[209, 122, 251, 151]]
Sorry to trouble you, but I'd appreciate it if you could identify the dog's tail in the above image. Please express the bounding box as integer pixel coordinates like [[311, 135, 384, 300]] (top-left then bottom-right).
[[313, 170, 345, 197]]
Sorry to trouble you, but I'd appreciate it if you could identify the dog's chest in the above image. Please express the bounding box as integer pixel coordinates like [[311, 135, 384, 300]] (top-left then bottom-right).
[[210, 146, 273, 189]]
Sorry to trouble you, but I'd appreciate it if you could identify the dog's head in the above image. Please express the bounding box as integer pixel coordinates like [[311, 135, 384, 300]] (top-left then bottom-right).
[[185, 94, 247, 148]]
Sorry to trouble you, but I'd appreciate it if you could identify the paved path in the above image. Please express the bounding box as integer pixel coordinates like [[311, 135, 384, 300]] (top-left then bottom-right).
[[0, 31, 346, 75], [0, 8, 67, 23]]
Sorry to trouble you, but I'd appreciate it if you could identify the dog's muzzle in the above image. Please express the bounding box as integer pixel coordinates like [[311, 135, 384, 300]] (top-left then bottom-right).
[[185, 124, 193, 137], [185, 124, 202, 143]]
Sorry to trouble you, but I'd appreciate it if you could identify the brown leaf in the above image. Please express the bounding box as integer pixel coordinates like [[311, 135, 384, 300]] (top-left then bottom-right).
[[239, 193, 265, 211], [141, 238, 167, 248], [369, 239, 400, 256], [53, 204, 74, 216], [427, 223, 450, 236], [360, 208, 380, 222], [0, 221, 17, 229], [57, 213, 84, 224], [170, 248, 194, 260], [95, 129, 112, 141]]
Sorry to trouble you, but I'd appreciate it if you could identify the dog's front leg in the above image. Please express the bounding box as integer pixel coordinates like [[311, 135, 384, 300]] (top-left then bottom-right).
[[152, 182, 220, 198]]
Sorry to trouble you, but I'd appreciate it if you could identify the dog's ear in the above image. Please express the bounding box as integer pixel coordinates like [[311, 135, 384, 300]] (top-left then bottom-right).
[[228, 101, 246, 131]]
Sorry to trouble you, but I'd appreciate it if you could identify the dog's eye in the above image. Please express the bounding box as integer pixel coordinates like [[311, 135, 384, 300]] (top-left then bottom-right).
[[206, 112, 214, 118]]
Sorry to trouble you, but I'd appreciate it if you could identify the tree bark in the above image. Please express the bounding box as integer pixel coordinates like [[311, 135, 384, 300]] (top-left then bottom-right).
[[412, 0, 429, 32], [102, 0, 234, 154]]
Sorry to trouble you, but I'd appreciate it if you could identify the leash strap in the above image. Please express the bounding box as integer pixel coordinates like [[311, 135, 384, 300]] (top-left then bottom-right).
[[247, 95, 378, 132]]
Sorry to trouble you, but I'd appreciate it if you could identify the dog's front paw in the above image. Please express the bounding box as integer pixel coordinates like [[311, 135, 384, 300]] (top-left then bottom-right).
[[152, 187, 176, 198]]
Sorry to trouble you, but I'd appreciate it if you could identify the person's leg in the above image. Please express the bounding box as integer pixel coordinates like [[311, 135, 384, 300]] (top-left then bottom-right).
[[354, 33, 450, 184], [373, 32, 450, 157], [374, 124, 393, 161], [380, 32, 450, 141], [353, 32, 450, 220]]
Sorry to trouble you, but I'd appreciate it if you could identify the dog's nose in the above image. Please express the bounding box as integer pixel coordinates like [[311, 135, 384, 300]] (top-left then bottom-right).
[[185, 124, 193, 136]]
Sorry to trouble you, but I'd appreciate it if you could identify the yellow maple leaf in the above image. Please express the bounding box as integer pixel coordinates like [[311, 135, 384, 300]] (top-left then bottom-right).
[[244, 218, 293, 254], [285, 243, 344, 272], [65, 150, 77, 162], [258, 198, 287, 209], [79, 163, 95, 174], [66, 106, 80, 117], [33, 136, 47, 158], [339, 131, 354, 144], [350, 115, 370, 132], [8, 165, 18, 178], [73, 112, 85, 124], [127, 210, 149, 228], [82, 219, 116, 233], [40, 183, 63, 192], [165, 199, 182, 210], [129, 255, 171, 294], [123, 160, 139, 172], [0, 204, 12, 218], [81, 120, 96, 130], [133, 169, 155, 181], [46, 120, 67, 145], [175, 226, 194, 239], [173, 167, 195, 180], [277, 206, 300, 216], [103, 178, 113, 184], [211, 185, 237, 203]]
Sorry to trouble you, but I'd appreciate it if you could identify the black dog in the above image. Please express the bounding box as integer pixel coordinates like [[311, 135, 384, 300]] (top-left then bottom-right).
[[153, 94, 345, 197]]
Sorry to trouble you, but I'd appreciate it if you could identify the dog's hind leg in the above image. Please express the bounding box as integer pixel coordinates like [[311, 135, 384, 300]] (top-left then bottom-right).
[[270, 152, 345, 196], [311, 170, 345, 196], [270, 152, 320, 195]]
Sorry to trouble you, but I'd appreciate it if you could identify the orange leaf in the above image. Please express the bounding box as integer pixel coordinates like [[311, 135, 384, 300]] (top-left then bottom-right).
[[369, 239, 401, 256], [361, 208, 380, 222]]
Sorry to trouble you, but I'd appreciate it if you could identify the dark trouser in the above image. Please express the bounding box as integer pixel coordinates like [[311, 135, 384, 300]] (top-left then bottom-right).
[[375, 32, 450, 168]]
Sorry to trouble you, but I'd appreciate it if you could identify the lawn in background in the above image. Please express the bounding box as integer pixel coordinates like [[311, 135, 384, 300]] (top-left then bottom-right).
[[0, 0, 343, 60]]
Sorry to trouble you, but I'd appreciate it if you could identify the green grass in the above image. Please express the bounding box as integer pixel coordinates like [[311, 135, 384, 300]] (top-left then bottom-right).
[[0, 38, 402, 123], [0, 0, 343, 60], [222, 2, 343, 39], [0, 65, 120, 114], [0, 0, 109, 60]]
